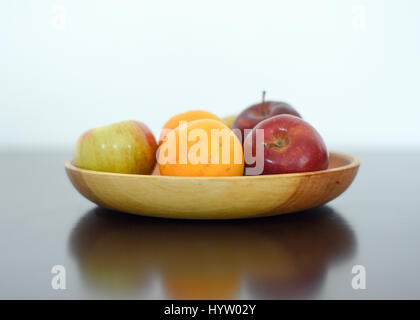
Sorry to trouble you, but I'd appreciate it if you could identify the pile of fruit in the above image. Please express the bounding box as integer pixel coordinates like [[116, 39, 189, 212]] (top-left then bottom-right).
[[74, 94, 329, 177]]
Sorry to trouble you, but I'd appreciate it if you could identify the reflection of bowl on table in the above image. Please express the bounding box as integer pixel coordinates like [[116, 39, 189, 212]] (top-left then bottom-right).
[[70, 206, 356, 299]]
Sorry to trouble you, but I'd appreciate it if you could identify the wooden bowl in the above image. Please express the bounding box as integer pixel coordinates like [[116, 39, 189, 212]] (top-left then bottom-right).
[[65, 152, 359, 219]]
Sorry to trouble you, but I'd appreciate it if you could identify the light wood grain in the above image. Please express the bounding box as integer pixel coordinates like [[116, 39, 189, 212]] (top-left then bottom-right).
[[65, 152, 359, 219]]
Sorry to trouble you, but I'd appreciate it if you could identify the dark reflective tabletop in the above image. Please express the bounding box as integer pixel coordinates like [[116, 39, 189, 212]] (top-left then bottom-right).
[[1, 149, 419, 299]]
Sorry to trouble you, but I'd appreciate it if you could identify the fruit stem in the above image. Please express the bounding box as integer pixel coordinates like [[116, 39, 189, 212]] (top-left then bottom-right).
[[262, 90, 266, 104]]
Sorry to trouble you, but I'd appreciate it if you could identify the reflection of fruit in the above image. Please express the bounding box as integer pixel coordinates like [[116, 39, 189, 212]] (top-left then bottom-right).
[[157, 226, 245, 299], [70, 212, 155, 292], [221, 115, 236, 128], [70, 206, 355, 299], [159, 110, 221, 144], [165, 273, 239, 300], [159, 119, 244, 177], [79, 235, 153, 292], [244, 115, 328, 175], [74, 120, 157, 174], [232, 100, 301, 141], [249, 265, 326, 300]]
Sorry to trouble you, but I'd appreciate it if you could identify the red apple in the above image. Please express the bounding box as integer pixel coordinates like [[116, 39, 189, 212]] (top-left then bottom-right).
[[244, 115, 328, 175], [232, 100, 301, 141]]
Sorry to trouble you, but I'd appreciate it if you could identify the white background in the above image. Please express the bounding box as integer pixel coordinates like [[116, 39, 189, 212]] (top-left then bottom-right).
[[1, 0, 419, 151]]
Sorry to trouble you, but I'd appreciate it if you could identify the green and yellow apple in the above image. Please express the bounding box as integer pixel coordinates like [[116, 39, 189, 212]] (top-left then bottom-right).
[[74, 120, 157, 174], [221, 114, 236, 128]]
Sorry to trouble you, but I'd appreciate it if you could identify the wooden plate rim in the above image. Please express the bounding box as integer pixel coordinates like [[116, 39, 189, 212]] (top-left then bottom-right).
[[64, 151, 359, 180]]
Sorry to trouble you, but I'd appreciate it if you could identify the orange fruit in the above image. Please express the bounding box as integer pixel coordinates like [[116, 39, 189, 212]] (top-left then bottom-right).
[[159, 110, 221, 144], [164, 275, 239, 299], [159, 119, 244, 177]]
